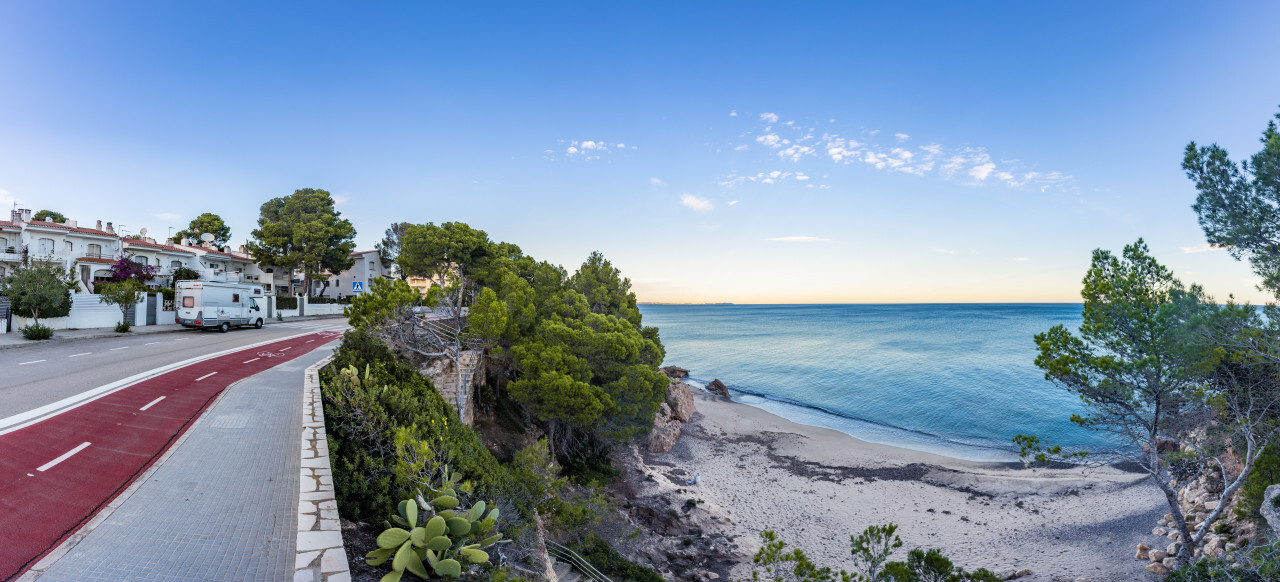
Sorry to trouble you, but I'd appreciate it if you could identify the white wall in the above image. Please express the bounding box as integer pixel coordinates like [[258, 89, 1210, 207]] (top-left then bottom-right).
[[14, 294, 123, 330]]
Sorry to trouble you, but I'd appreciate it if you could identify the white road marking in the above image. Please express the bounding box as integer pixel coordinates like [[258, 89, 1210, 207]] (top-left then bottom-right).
[[109, 347, 129, 351], [19, 360, 46, 365], [195, 372, 218, 381], [145, 342, 161, 345], [69, 353, 91, 357], [37, 442, 91, 472], [306, 340, 314, 343], [243, 358, 260, 364], [139, 396, 165, 411], [174, 338, 189, 341], [280, 347, 291, 351]]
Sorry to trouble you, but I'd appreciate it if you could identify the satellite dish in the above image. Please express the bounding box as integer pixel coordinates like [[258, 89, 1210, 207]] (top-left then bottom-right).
[[139, 227, 148, 237], [200, 233, 215, 242]]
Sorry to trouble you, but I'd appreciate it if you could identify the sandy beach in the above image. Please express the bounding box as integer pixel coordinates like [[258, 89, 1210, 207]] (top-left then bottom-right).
[[631, 390, 1168, 581]]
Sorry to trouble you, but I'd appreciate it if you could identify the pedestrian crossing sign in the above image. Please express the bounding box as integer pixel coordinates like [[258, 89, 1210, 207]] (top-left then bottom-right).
[[352, 281, 364, 293]]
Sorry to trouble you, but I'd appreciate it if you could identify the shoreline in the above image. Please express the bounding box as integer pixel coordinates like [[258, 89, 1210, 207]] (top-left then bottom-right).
[[633, 389, 1167, 581]]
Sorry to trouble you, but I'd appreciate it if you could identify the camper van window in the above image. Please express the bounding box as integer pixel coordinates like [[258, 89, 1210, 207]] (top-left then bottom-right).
[[250, 298, 259, 310], [232, 293, 240, 303], [182, 297, 194, 308]]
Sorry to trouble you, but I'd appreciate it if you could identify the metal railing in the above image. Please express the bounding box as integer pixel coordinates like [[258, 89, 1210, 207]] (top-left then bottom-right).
[[545, 541, 612, 582]]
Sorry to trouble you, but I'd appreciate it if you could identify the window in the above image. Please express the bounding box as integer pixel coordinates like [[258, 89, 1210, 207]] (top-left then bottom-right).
[[182, 296, 195, 308], [37, 238, 54, 255], [171, 260, 181, 269], [369, 261, 376, 271], [0, 266, 5, 277], [0, 237, 7, 250], [249, 298, 259, 310], [232, 293, 240, 303], [137, 256, 149, 266], [65, 241, 72, 252], [87, 243, 102, 258]]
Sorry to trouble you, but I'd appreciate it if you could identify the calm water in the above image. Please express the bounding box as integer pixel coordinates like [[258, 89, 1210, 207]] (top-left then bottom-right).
[[638, 304, 1108, 462]]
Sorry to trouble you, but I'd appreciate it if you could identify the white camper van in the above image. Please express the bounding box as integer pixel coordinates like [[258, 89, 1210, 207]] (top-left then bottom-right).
[[175, 280, 266, 332]]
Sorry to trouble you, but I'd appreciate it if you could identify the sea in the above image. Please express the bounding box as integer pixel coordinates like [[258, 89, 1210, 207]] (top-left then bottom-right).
[[638, 303, 1110, 462]]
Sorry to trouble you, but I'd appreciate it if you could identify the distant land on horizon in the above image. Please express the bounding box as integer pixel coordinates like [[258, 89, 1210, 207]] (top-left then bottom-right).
[[636, 301, 1087, 306]]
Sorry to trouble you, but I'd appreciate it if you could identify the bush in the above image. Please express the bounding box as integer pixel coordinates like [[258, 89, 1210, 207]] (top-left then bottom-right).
[[320, 330, 507, 522], [20, 323, 53, 340], [574, 535, 663, 582], [1235, 444, 1280, 520], [114, 322, 132, 333], [155, 287, 175, 301], [275, 296, 298, 310]]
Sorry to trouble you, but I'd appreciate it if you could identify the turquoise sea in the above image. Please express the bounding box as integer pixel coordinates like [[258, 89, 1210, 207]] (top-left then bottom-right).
[[638, 303, 1110, 462]]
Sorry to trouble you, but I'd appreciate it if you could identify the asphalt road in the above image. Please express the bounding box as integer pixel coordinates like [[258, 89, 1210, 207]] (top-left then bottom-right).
[[0, 319, 350, 581], [0, 321, 348, 420]]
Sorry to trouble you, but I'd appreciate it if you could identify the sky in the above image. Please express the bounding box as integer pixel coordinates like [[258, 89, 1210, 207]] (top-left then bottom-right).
[[2, 1, 1280, 304]]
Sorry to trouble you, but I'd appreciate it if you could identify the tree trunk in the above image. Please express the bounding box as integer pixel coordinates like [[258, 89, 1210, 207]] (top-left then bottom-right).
[[1156, 476, 1194, 565]]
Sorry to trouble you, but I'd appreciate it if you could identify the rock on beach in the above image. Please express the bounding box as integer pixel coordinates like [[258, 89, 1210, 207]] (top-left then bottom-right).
[[706, 379, 729, 397]]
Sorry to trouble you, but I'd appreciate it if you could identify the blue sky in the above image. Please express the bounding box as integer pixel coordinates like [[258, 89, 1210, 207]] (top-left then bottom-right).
[[2, 1, 1279, 303]]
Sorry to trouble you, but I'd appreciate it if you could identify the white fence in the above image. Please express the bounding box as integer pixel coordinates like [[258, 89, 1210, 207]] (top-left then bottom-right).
[[12, 293, 173, 331]]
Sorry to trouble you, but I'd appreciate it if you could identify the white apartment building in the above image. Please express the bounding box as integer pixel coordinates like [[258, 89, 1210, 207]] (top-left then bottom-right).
[[311, 250, 391, 299]]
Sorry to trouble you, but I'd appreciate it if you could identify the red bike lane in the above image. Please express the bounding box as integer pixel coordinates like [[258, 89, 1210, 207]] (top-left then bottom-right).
[[0, 331, 339, 581]]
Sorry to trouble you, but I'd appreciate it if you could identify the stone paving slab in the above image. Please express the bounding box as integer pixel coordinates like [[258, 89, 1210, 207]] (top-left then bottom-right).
[[31, 345, 336, 582]]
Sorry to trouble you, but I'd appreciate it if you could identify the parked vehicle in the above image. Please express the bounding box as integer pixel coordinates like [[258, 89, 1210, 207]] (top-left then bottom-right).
[[174, 280, 265, 332]]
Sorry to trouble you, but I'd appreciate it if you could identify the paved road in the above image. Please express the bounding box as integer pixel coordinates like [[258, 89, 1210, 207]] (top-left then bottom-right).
[[0, 321, 348, 419], [0, 320, 349, 581]]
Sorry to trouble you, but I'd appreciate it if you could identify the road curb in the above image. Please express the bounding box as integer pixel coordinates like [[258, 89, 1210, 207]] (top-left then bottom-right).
[[293, 351, 351, 582]]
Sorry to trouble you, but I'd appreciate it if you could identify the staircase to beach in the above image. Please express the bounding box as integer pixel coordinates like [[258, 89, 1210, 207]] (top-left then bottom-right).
[[430, 350, 483, 425]]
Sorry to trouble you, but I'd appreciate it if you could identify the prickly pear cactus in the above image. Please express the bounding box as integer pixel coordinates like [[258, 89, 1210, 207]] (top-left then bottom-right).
[[366, 465, 504, 580]]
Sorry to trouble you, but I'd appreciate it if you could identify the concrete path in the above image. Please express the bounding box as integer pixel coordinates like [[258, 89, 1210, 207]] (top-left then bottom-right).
[[22, 343, 338, 582], [0, 315, 346, 350]]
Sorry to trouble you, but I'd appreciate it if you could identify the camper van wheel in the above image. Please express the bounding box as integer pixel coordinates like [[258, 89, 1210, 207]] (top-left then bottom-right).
[[219, 322, 230, 333], [254, 318, 263, 329]]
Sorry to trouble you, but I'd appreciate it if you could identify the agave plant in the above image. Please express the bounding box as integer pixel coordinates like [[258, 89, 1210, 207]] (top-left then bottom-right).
[[367, 469, 503, 581]]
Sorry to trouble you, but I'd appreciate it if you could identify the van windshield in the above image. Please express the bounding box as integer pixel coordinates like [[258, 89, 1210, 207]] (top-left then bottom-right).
[[250, 298, 259, 310]]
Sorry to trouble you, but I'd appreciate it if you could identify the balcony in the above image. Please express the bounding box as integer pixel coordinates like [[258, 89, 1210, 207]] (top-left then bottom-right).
[[0, 246, 20, 263], [82, 251, 110, 259]]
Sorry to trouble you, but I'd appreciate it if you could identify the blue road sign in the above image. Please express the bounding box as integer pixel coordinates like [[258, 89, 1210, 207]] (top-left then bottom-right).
[[352, 281, 365, 293]]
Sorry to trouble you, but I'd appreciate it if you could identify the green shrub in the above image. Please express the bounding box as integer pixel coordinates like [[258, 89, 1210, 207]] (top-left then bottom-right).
[[20, 323, 53, 340], [155, 287, 175, 301], [1235, 444, 1280, 519], [574, 535, 663, 582], [320, 330, 507, 522], [276, 296, 298, 310], [114, 322, 132, 333], [366, 481, 503, 580]]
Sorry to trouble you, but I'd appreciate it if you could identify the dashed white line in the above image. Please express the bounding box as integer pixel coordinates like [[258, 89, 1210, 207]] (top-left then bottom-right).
[[37, 442, 91, 472], [139, 396, 165, 411], [109, 347, 129, 351], [195, 372, 218, 381], [280, 347, 291, 351], [18, 360, 46, 365], [243, 358, 260, 364], [174, 338, 189, 341], [145, 342, 161, 345], [69, 353, 91, 358], [306, 340, 314, 343]]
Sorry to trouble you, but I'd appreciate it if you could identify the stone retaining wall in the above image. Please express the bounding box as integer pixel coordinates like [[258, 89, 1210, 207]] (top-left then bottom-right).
[[294, 352, 350, 582]]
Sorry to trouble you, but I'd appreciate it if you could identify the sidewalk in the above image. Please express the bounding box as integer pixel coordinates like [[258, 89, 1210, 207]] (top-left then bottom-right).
[[0, 314, 346, 350], [24, 344, 337, 582]]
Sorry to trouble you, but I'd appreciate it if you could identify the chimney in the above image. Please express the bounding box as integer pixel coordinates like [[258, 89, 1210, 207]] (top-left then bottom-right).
[[106, 222, 114, 234], [67, 219, 77, 228], [96, 220, 102, 230], [21, 209, 31, 222], [238, 245, 246, 254], [9, 209, 20, 224], [164, 238, 173, 246]]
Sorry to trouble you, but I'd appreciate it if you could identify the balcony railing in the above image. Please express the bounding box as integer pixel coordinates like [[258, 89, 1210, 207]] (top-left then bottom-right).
[[0, 246, 20, 263], [82, 251, 110, 259]]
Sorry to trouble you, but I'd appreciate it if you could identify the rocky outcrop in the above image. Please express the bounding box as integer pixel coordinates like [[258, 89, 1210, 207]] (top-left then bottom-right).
[[1261, 484, 1280, 532], [648, 403, 684, 453], [667, 382, 696, 422], [660, 366, 690, 379], [706, 379, 729, 398]]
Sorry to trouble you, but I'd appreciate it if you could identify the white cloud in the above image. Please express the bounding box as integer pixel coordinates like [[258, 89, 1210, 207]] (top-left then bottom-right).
[[1181, 243, 1227, 253], [728, 200, 739, 205], [730, 110, 738, 117], [156, 212, 182, 221], [333, 195, 351, 206], [766, 236, 833, 242], [920, 143, 943, 155], [895, 133, 910, 142], [566, 146, 579, 154], [651, 177, 666, 187], [968, 162, 996, 180], [795, 172, 810, 180], [1013, 257, 1031, 262], [681, 193, 714, 212], [934, 248, 960, 255], [734, 144, 750, 151], [760, 112, 779, 124], [616, 143, 625, 148], [756, 133, 782, 148], [0, 188, 18, 209]]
